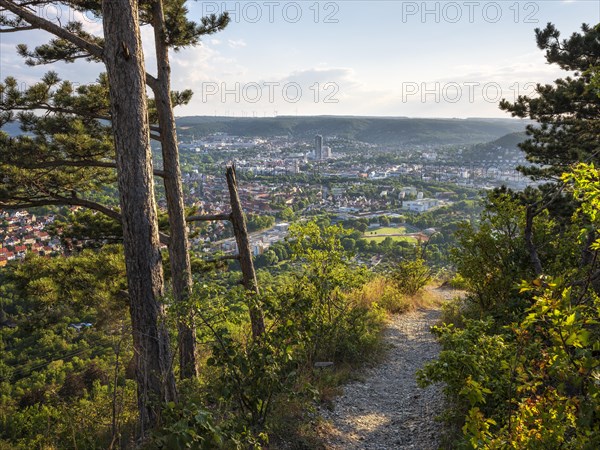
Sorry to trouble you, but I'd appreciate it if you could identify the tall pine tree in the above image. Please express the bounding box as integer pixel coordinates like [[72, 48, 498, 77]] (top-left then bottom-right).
[[0, 1, 229, 381], [0, 0, 197, 434]]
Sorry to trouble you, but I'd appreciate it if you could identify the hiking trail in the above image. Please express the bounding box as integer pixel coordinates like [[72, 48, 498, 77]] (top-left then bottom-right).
[[319, 288, 461, 449]]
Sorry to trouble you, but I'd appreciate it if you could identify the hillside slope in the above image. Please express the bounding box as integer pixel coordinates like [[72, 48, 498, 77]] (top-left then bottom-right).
[[175, 116, 528, 146]]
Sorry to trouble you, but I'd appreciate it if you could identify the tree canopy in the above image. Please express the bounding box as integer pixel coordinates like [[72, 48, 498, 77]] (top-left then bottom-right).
[[500, 23, 600, 180]]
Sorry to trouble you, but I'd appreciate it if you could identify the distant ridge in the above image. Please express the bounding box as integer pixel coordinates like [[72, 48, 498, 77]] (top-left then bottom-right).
[[174, 116, 528, 146], [461, 131, 528, 161], [1, 116, 529, 147]]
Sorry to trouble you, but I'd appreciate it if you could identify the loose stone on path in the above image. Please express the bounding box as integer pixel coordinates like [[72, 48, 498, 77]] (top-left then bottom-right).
[[319, 290, 455, 450]]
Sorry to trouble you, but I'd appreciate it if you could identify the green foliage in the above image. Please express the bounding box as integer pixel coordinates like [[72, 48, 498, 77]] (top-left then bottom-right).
[[0, 73, 118, 214], [245, 213, 275, 233], [500, 23, 600, 180], [446, 273, 469, 290], [49, 208, 123, 248], [420, 162, 600, 448], [450, 188, 579, 320], [7, 246, 127, 325], [207, 313, 298, 429], [417, 320, 512, 438], [287, 221, 377, 362], [254, 249, 279, 268], [0, 247, 138, 448], [184, 221, 384, 444], [392, 257, 431, 296], [424, 279, 600, 449], [279, 206, 295, 222], [453, 190, 528, 313], [152, 402, 231, 449]]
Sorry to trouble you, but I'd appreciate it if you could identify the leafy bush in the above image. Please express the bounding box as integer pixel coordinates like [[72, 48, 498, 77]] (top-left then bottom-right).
[[392, 257, 431, 296], [151, 401, 241, 450], [447, 273, 468, 290], [417, 319, 513, 433], [422, 282, 600, 449], [183, 221, 386, 444]]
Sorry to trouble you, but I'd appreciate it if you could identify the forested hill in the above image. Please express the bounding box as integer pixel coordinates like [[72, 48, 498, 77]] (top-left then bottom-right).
[[459, 131, 528, 161], [1, 116, 528, 146], [174, 116, 528, 146]]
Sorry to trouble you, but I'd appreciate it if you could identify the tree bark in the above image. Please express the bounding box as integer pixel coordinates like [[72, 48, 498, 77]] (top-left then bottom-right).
[[101, 0, 176, 435], [150, 0, 197, 379], [226, 165, 265, 337]]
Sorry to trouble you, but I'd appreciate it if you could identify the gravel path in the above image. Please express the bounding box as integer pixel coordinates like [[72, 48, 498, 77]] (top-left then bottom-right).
[[320, 289, 460, 450]]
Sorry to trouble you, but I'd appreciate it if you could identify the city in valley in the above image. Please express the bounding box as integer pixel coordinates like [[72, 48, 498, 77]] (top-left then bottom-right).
[[1, 116, 532, 266]]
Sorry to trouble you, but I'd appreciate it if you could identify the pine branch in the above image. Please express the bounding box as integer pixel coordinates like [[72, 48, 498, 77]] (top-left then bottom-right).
[[0, 25, 36, 32], [0, 196, 120, 221], [9, 159, 166, 178], [0, 103, 111, 121], [0, 2, 160, 91], [0, 196, 170, 245], [0, 105, 161, 134], [0, 0, 104, 59]]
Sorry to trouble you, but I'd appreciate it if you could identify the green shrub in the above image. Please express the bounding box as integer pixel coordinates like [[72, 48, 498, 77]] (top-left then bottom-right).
[[447, 273, 468, 290], [392, 258, 431, 296], [417, 319, 513, 429]]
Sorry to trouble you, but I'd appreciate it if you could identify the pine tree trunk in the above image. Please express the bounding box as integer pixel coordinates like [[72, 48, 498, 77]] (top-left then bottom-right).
[[150, 0, 197, 379], [101, 0, 177, 435]]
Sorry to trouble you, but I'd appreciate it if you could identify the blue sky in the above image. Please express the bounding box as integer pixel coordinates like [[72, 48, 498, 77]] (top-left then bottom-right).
[[1, 1, 599, 117]]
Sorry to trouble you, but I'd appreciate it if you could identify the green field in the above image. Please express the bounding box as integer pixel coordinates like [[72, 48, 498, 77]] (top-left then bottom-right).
[[363, 235, 418, 244], [362, 226, 417, 244], [365, 226, 407, 236]]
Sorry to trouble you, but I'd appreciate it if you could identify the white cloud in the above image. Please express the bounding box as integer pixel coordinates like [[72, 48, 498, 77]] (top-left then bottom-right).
[[227, 39, 247, 49]]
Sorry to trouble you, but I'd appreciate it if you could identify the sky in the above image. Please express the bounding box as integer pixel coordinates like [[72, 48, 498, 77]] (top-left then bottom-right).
[[1, 0, 599, 118]]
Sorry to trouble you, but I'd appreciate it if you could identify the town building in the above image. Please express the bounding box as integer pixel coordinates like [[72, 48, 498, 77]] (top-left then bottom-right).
[[402, 198, 440, 213], [315, 134, 323, 160]]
